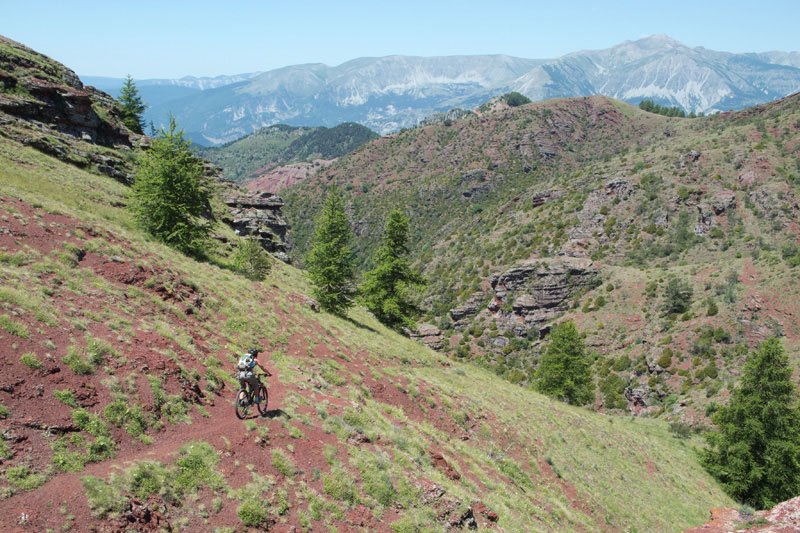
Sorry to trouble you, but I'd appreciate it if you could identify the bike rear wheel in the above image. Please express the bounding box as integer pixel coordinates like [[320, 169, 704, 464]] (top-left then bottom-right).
[[256, 384, 269, 416], [234, 389, 250, 419]]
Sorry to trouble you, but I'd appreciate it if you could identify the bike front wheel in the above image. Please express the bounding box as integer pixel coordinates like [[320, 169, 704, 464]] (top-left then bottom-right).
[[234, 389, 250, 420], [256, 384, 269, 416]]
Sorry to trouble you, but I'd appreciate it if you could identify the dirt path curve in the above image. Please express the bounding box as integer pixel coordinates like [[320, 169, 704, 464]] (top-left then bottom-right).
[[0, 378, 288, 532]]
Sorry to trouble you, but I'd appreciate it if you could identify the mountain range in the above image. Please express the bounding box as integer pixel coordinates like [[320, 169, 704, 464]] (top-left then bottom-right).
[[83, 35, 800, 145]]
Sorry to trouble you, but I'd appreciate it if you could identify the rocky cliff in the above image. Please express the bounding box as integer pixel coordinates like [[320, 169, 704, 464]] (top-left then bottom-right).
[[0, 35, 139, 183], [221, 189, 290, 262], [489, 257, 600, 336]]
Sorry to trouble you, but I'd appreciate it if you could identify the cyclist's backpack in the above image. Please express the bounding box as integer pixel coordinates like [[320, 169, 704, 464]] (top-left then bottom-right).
[[236, 353, 253, 371]]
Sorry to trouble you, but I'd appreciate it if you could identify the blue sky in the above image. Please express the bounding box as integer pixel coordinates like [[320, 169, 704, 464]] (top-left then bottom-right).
[[4, 0, 798, 79]]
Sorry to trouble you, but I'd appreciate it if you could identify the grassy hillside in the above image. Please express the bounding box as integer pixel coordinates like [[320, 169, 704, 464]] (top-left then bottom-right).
[[282, 93, 800, 422], [198, 122, 378, 183], [0, 130, 734, 531]]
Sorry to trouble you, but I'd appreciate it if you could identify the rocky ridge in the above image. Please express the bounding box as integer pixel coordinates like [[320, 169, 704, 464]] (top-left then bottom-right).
[[0, 35, 139, 183], [0, 34, 291, 259]]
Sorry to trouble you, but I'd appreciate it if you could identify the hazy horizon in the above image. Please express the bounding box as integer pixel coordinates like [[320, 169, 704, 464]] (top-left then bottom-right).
[[4, 0, 799, 79]]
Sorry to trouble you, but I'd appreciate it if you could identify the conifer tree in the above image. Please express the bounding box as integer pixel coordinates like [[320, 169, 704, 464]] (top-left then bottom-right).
[[702, 338, 800, 509], [305, 186, 356, 314], [533, 320, 594, 406], [118, 75, 147, 134], [129, 116, 211, 256], [360, 210, 425, 329]]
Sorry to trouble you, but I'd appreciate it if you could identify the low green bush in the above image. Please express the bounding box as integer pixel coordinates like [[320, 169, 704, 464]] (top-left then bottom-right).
[[53, 389, 78, 407], [63, 346, 94, 375], [5, 465, 47, 490], [271, 448, 297, 478], [238, 498, 270, 527], [0, 313, 30, 338], [231, 238, 271, 281], [19, 352, 42, 369], [323, 466, 359, 504]]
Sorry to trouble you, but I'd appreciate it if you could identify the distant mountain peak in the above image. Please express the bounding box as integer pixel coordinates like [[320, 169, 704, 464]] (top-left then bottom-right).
[[116, 36, 799, 145]]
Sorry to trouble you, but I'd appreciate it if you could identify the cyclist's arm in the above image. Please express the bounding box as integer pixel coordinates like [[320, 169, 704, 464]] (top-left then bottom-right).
[[255, 361, 271, 376]]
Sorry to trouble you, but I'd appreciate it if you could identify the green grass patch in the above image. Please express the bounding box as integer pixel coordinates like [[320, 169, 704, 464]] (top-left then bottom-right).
[[81, 440, 224, 517], [175, 441, 223, 493], [19, 352, 42, 369], [62, 345, 95, 375], [0, 313, 30, 338], [5, 465, 47, 490], [271, 448, 297, 477], [237, 498, 270, 528], [323, 466, 359, 505]]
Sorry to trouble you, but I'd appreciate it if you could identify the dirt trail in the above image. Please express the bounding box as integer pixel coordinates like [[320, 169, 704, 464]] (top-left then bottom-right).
[[0, 377, 288, 532]]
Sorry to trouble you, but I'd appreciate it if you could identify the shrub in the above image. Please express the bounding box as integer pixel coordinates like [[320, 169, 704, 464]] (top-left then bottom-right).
[[657, 349, 673, 369], [72, 408, 109, 437], [504, 92, 531, 107], [20, 352, 42, 369], [87, 436, 116, 462], [127, 461, 170, 499], [238, 498, 270, 527], [599, 373, 627, 409], [53, 389, 78, 408], [323, 466, 359, 504], [81, 476, 124, 517], [5, 465, 47, 490], [271, 448, 297, 478], [63, 346, 94, 375], [104, 400, 129, 427], [231, 238, 271, 281], [612, 355, 632, 372], [662, 276, 693, 315], [0, 313, 30, 338], [51, 440, 88, 472], [85, 335, 116, 366], [669, 421, 693, 439], [363, 470, 396, 507]]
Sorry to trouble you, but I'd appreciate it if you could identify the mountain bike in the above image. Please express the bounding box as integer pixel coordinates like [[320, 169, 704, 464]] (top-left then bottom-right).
[[234, 374, 269, 419]]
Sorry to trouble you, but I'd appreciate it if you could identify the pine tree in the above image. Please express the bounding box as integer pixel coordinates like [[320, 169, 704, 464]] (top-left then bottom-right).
[[360, 210, 425, 329], [305, 186, 356, 314], [118, 75, 146, 134], [533, 321, 594, 406], [129, 116, 211, 256], [702, 338, 800, 509]]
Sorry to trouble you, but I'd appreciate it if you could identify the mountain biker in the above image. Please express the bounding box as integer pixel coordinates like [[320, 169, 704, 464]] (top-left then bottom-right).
[[237, 348, 270, 401]]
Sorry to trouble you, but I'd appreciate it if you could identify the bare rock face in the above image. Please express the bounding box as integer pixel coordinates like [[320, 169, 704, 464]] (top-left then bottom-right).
[[408, 324, 445, 351], [489, 257, 600, 335], [531, 189, 562, 207], [710, 191, 737, 214], [222, 190, 290, 262], [449, 292, 486, 325]]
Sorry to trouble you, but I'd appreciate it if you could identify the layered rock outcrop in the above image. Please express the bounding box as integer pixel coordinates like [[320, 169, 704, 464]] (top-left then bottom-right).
[[222, 190, 290, 262], [0, 35, 138, 182], [449, 292, 486, 326], [408, 324, 445, 351], [489, 257, 600, 336]]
